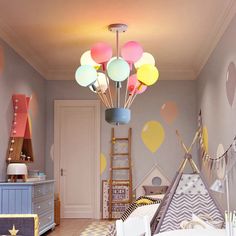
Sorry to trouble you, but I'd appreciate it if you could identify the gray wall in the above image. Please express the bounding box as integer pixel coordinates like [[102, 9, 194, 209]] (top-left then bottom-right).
[[45, 79, 197, 187], [0, 39, 46, 180], [197, 15, 236, 210]]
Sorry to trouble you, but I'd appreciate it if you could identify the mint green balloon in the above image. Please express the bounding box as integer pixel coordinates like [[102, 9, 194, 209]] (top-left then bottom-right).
[[107, 58, 130, 82], [75, 65, 97, 87]]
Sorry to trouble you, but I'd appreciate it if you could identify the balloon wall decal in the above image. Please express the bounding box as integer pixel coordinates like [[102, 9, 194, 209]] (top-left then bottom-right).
[[202, 126, 209, 152], [216, 143, 225, 157], [0, 46, 4, 78], [100, 153, 107, 174], [141, 121, 165, 153], [160, 101, 178, 125], [226, 61, 236, 107]]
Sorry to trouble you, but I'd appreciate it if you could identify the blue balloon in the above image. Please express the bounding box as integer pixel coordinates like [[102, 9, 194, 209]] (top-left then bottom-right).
[[107, 58, 130, 82], [75, 65, 97, 87]]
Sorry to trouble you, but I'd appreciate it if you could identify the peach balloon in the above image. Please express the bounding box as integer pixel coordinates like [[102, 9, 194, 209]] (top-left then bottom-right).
[[160, 101, 178, 125]]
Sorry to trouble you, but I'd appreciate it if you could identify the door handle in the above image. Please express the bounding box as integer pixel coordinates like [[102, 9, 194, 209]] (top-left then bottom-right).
[[60, 168, 64, 176]]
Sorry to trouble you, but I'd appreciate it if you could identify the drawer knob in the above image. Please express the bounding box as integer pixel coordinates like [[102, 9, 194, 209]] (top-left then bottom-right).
[[37, 205, 41, 209]]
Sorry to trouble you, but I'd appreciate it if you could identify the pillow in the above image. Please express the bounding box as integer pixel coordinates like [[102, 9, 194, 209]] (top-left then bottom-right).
[[143, 185, 168, 195], [192, 213, 216, 229], [135, 198, 155, 205], [120, 196, 161, 221]]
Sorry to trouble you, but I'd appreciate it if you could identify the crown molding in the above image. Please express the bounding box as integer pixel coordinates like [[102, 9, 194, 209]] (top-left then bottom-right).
[[0, 17, 48, 79], [45, 68, 75, 80], [159, 66, 196, 80], [194, 0, 236, 78]]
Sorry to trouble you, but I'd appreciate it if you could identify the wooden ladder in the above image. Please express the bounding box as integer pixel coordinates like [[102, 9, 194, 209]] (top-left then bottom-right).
[[108, 127, 133, 219]]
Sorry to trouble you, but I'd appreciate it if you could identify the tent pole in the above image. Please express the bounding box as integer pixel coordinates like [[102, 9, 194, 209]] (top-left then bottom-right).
[[178, 157, 188, 174]]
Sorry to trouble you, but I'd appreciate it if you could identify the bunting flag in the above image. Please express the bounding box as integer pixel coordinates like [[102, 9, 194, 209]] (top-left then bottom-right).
[[197, 110, 236, 177]]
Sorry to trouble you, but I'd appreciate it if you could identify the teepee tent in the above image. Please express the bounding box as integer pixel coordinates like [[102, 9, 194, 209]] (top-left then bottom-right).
[[151, 130, 224, 234]]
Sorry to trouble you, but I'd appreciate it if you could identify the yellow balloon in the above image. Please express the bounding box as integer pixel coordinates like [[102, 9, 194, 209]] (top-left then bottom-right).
[[100, 153, 107, 174], [141, 121, 165, 153], [137, 64, 159, 86], [203, 126, 208, 152]]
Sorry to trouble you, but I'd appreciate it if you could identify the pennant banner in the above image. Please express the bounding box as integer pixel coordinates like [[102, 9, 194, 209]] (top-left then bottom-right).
[[198, 110, 236, 177]]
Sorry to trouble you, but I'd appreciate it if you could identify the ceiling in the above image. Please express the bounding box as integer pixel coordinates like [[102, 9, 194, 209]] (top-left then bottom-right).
[[0, 0, 235, 80]]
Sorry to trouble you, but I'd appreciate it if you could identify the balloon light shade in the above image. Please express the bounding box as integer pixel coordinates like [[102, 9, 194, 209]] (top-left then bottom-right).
[[134, 52, 155, 69], [121, 41, 143, 63], [89, 72, 108, 93], [128, 74, 147, 94], [75, 65, 97, 87], [107, 58, 130, 82], [91, 42, 112, 64], [137, 64, 159, 86], [75, 23, 159, 125], [80, 50, 100, 69]]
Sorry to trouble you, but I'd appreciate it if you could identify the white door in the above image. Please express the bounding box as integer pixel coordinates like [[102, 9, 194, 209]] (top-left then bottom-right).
[[54, 100, 100, 218]]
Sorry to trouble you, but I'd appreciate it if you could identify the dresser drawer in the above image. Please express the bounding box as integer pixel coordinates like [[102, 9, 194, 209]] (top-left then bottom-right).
[[33, 183, 54, 198], [33, 196, 54, 214], [39, 210, 54, 231]]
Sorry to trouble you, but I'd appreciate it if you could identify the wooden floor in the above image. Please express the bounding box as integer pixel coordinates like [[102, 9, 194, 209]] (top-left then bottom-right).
[[43, 219, 94, 236]]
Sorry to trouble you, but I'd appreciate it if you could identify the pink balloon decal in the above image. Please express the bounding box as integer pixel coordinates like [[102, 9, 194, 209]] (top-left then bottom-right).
[[128, 74, 147, 94], [226, 62, 236, 107], [91, 42, 112, 64], [0, 46, 4, 78], [121, 41, 143, 63], [160, 101, 178, 125]]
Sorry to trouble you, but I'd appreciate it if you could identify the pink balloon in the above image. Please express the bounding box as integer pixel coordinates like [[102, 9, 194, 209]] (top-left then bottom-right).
[[121, 41, 143, 63], [91, 42, 112, 64], [226, 62, 236, 107], [128, 74, 147, 94]]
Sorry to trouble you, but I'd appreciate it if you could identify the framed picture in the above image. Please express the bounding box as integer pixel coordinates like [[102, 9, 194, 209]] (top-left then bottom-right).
[[102, 180, 130, 219]]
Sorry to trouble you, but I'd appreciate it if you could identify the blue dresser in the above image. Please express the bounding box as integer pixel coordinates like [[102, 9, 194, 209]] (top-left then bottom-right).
[[0, 180, 55, 235]]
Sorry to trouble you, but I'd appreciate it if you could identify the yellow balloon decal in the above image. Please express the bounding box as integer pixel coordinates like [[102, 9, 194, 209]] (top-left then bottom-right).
[[100, 153, 107, 174], [141, 121, 165, 153], [202, 126, 208, 152]]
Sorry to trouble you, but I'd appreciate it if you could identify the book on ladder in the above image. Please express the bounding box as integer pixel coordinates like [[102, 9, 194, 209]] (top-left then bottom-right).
[[108, 127, 133, 219]]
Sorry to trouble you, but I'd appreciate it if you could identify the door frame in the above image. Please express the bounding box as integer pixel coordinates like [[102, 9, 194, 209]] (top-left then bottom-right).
[[54, 100, 101, 219]]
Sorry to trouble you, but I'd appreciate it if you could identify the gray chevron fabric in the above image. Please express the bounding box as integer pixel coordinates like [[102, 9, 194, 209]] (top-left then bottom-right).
[[159, 174, 224, 233]]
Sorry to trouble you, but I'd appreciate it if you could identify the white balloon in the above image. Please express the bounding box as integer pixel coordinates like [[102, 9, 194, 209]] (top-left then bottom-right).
[[80, 50, 100, 68], [134, 52, 155, 69], [89, 72, 108, 93]]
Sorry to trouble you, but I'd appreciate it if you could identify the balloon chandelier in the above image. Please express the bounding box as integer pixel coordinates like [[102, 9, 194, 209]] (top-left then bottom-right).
[[75, 23, 159, 125]]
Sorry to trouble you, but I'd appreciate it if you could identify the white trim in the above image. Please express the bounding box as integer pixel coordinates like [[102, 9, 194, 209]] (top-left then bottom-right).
[[54, 100, 101, 219]]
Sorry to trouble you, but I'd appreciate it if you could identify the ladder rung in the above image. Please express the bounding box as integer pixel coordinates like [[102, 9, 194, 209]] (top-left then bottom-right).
[[112, 167, 130, 170], [113, 138, 128, 141], [111, 181, 130, 186], [112, 200, 131, 204], [112, 153, 129, 156]]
